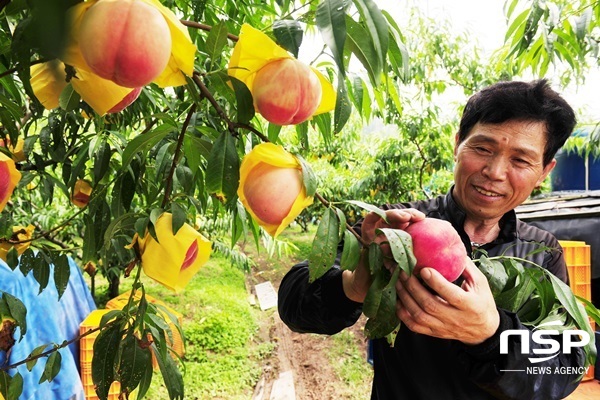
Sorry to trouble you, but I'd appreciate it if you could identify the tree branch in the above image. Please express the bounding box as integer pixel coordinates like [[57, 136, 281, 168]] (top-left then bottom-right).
[[1, 326, 100, 371], [180, 20, 239, 42], [161, 103, 197, 208]]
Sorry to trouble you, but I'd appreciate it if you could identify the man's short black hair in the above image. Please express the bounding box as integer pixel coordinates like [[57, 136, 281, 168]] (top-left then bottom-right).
[[457, 79, 576, 166]]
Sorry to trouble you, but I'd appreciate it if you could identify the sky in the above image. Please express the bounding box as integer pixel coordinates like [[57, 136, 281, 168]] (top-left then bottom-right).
[[373, 0, 600, 122]]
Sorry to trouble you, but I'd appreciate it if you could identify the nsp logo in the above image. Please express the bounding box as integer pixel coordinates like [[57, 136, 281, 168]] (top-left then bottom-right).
[[499, 320, 590, 363]]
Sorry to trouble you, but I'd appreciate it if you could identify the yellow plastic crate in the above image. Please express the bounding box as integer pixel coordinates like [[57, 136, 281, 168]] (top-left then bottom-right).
[[558, 240, 594, 381], [559, 240, 592, 302], [80, 310, 121, 400], [105, 290, 185, 368]]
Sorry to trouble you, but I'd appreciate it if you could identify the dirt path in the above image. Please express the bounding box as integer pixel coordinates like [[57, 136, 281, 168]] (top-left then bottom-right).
[[247, 266, 370, 400]]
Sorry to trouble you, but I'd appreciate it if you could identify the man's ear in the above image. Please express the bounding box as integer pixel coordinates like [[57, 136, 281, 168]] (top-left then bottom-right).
[[453, 133, 460, 159], [536, 158, 557, 187]]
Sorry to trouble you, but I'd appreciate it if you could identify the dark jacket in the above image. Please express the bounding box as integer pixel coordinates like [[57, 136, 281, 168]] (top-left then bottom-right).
[[278, 190, 586, 399]]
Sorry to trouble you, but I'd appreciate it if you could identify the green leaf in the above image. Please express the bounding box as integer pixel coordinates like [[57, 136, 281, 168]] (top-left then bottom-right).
[[119, 165, 138, 212], [363, 267, 389, 318], [548, 273, 592, 335], [381, 10, 409, 80], [349, 75, 364, 115], [308, 208, 340, 282], [206, 71, 235, 104], [171, 202, 186, 235], [52, 254, 70, 300], [375, 228, 416, 275], [296, 154, 317, 197], [58, 83, 80, 112], [92, 322, 123, 400], [205, 131, 240, 204], [495, 267, 538, 312], [345, 16, 379, 84], [230, 76, 255, 124], [93, 141, 112, 184], [175, 164, 194, 193], [273, 19, 303, 58], [368, 242, 383, 275], [345, 200, 387, 222], [577, 296, 600, 327], [312, 113, 332, 143], [205, 20, 229, 69], [335, 207, 346, 240], [295, 122, 309, 148], [316, 0, 347, 77], [267, 123, 282, 142], [3, 292, 26, 337], [121, 124, 173, 168], [352, 0, 388, 83], [26, 344, 49, 371], [183, 134, 212, 172], [32, 253, 50, 295], [39, 350, 61, 384], [134, 356, 154, 400], [2, 370, 23, 400], [118, 335, 153, 394], [477, 255, 508, 297], [6, 247, 18, 270], [340, 230, 361, 271], [334, 78, 352, 133], [364, 267, 400, 339], [153, 344, 184, 400]]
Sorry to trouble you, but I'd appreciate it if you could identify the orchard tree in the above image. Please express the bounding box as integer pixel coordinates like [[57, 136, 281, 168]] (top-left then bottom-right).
[[499, 0, 599, 83], [498, 0, 600, 158], [0, 1, 598, 399]]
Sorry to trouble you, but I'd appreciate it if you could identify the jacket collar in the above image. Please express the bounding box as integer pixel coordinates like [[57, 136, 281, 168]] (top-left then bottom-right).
[[443, 187, 518, 246]]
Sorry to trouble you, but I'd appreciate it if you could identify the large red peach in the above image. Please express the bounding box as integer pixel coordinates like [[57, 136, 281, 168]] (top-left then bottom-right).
[[78, 0, 171, 88], [404, 218, 467, 282], [252, 58, 322, 125], [243, 162, 302, 225]]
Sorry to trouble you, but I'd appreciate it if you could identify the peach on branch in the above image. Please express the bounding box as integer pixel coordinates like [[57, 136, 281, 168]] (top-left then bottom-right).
[[404, 218, 468, 282], [244, 162, 303, 225], [30, 60, 68, 110], [128, 213, 212, 292], [78, 0, 172, 88], [0, 225, 34, 262], [107, 87, 142, 113], [0, 138, 25, 163], [30, 60, 141, 116], [65, 0, 197, 89], [252, 58, 322, 125], [0, 153, 21, 213], [228, 24, 335, 125], [71, 179, 93, 208], [238, 143, 314, 237]]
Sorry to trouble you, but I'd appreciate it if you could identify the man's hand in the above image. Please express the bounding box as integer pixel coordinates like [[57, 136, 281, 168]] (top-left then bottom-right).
[[395, 259, 500, 345], [342, 208, 425, 303]]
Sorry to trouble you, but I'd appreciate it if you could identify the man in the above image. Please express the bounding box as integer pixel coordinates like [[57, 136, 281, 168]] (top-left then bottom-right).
[[278, 80, 586, 399]]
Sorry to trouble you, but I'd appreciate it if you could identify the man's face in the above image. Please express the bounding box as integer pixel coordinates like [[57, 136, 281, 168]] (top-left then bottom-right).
[[453, 120, 556, 223]]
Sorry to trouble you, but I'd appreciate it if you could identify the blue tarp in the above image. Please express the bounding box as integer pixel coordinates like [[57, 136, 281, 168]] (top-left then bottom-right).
[[0, 256, 96, 400]]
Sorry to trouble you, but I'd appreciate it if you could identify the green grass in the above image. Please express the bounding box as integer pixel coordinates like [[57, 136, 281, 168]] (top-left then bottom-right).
[[327, 330, 374, 399], [87, 223, 371, 399], [139, 255, 264, 400]]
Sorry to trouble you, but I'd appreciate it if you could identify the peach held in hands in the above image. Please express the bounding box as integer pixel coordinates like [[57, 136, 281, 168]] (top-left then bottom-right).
[[404, 218, 467, 282], [78, 0, 172, 88], [252, 58, 322, 125]]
